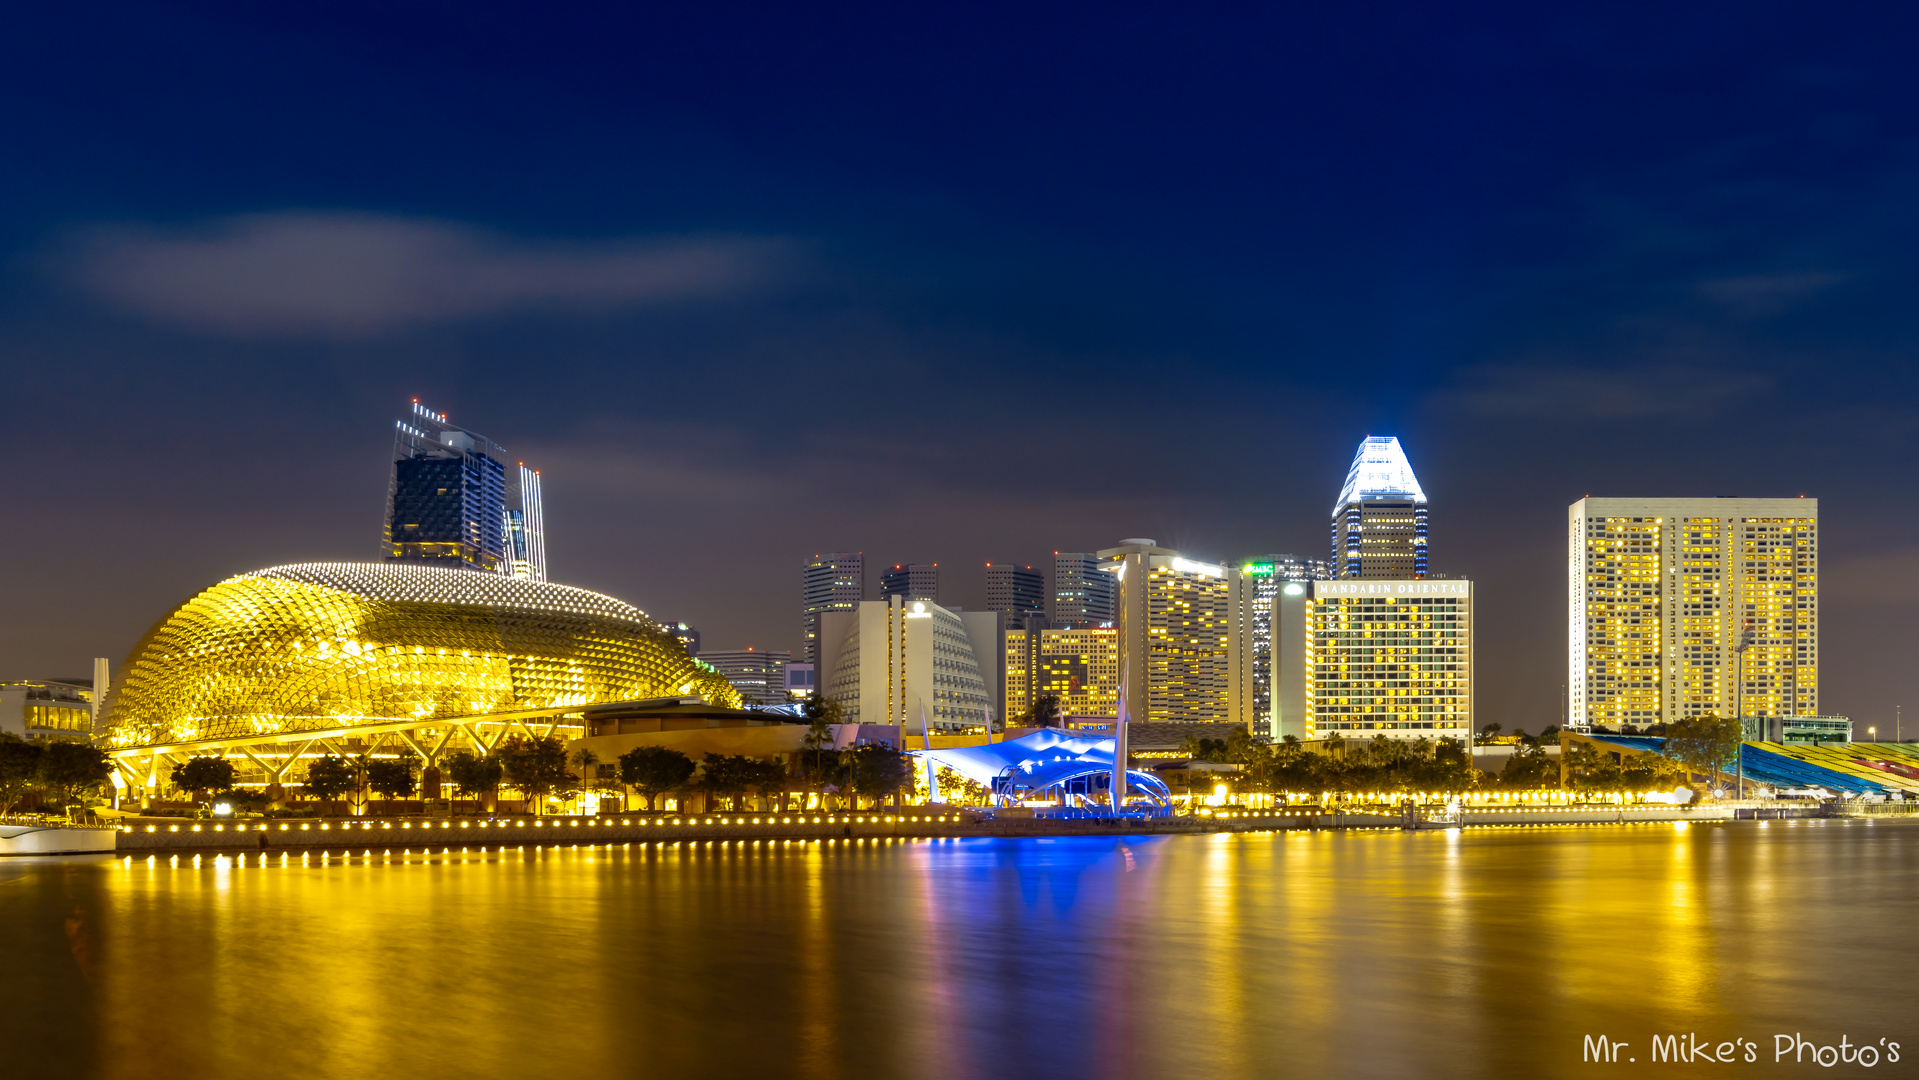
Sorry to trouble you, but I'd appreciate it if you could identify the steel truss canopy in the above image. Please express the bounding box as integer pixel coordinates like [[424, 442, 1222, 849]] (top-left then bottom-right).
[[910, 730, 1173, 803]]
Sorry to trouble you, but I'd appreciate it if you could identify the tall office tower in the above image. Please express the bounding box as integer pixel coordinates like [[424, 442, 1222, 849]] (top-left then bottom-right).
[[986, 563, 1046, 624], [1103, 540, 1236, 724], [698, 648, 793, 707], [385, 401, 546, 580], [801, 552, 864, 665], [1004, 626, 1121, 720], [1330, 436, 1428, 579], [879, 563, 939, 603], [1227, 555, 1334, 730], [1051, 551, 1116, 627], [1273, 579, 1474, 742], [1568, 497, 1818, 731]]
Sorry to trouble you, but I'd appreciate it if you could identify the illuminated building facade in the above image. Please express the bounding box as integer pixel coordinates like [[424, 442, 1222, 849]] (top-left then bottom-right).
[[985, 562, 1045, 626], [1272, 578, 1473, 742], [1568, 497, 1818, 730], [818, 597, 1001, 733], [1330, 436, 1428, 579], [880, 562, 940, 603], [699, 649, 792, 707], [801, 551, 863, 664], [0, 679, 97, 742], [385, 401, 546, 581], [1051, 551, 1115, 627], [1226, 554, 1332, 730], [1003, 627, 1120, 719], [1103, 540, 1235, 724], [99, 562, 734, 802]]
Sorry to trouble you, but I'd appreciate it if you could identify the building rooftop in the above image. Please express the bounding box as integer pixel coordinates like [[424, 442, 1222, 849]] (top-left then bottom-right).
[[1334, 436, 1427, 513]]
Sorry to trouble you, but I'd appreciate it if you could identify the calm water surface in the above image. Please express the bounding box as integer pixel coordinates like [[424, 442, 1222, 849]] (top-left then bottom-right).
[[4, 820, 1915, 1079]]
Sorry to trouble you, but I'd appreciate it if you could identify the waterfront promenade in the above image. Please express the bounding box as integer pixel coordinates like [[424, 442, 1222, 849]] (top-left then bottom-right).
[[87, 799, 1836, 854]]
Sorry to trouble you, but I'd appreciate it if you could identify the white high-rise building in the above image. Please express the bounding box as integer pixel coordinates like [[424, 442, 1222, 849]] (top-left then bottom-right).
[[1568, 497, 1818, 730], [818, 597, 1003, 733]]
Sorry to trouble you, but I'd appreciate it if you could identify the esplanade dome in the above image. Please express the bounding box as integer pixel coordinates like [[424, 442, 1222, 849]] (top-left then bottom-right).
[[102, 562, 739, 750]]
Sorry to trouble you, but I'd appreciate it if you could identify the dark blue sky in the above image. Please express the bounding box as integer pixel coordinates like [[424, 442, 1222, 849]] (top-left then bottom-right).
[[5, 2, 1916, 731]]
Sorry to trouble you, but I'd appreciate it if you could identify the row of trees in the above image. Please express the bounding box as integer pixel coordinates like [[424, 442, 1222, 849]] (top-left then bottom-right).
[[161, 725, 917, 815], [0, 734, 113, 816], [1182, 716, 1745, 797], [1175, 729, 1478, 794]]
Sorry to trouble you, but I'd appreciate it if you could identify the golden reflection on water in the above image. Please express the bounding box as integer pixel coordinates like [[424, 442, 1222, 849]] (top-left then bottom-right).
[[4, 822, 1915, 1080]]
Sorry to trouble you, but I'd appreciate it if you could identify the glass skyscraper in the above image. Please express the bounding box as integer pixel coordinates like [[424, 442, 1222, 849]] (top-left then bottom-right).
[[1234, 554, 1332, 728], [384, 401, 546, 581], [1051, 551, 1115, 628], [1331, 436, 1428, 579], [985, 562, 1045, 626]]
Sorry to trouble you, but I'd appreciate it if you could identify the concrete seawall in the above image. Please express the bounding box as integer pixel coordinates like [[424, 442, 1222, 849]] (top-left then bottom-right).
[[0, 823, 119, 855]]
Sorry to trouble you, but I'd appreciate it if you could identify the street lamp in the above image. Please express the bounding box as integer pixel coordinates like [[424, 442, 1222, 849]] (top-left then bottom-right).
[[1870, 726, 1877, 743], [1734, 622, 1754, 800]]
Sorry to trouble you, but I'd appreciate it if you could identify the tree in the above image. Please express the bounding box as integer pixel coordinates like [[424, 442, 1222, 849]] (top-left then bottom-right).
[[366, 758, 418, 808], [797, 693, 848, 809], [1502, 745, 1562, 788], [571, 748, 603, 812], [0, 734, 46, 816], [810, 750, 855, 810], [851, 744, 912, 807], [39, 742, 112, 811], [618, 745, 696, 812], [171, 755, 236, 806], [1178, 735, 1229, 761], [699, 753, 754, 811], [443, 751, 504, 808], [1662, 714, 1743, 793], [745, 756, 789, 810], [1476, 723, 1502, 745], [1018, 694, 1063, 728], [499, 736, 571, 814], [304, 756, 356, 805]]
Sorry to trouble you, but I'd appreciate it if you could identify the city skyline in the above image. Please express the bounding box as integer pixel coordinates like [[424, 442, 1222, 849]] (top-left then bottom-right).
[[6, 5, 1917, 738]]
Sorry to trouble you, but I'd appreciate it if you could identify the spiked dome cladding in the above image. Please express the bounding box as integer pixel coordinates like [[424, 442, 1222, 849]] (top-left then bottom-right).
[[101, 563, 739, 749]]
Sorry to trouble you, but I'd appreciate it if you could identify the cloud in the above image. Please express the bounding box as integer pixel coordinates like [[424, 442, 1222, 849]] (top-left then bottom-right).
[[1696, 271, 1845, 317], [61, 212, 794, 336], [1440, 363, 1774, 421]]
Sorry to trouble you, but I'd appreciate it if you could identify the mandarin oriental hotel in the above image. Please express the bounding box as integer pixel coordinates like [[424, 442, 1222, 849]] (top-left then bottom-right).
[[1271, 578, 1472, 743]]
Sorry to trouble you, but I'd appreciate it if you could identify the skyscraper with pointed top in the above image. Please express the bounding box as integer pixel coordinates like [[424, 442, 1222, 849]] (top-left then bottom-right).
[[1331, 436, 1428, 579]]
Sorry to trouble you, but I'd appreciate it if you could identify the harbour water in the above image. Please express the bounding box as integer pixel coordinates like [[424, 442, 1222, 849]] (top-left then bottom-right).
[[3, 820, 1913, 1079]]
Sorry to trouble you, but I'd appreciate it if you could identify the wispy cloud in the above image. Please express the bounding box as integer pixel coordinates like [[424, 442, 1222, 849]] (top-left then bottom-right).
[[1696, 271, 1846, 317], [60, 212, 795, 336], [1439, 362, 1774, 421]]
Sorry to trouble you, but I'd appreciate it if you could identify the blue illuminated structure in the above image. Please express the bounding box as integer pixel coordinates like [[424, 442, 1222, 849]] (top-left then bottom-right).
[[911, 730, 1173, 817]]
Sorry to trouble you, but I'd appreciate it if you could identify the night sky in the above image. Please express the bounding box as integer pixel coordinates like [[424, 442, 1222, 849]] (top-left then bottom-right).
[[5, 3, 1916, 733]]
